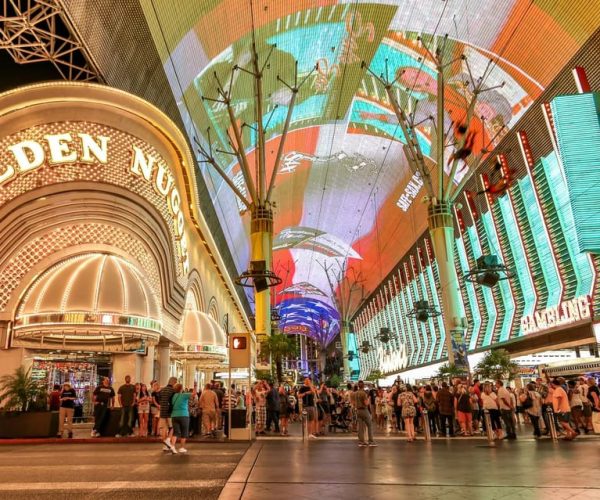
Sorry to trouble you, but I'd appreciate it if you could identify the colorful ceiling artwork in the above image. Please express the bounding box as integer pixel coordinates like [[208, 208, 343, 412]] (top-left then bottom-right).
[[141, 0, 600, 342]]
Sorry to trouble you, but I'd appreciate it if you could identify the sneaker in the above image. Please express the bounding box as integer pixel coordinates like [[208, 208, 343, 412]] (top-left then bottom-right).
[[358, 442, 368, 447], [178, 447, 188, 453], [368, 442, 378, 447], [309, 434, 318, 439], [162, 446, 170, 452], [115, 434, 122, 438], [163, 438, 175, 451], [91, 430, 97, 437], [171, 447, 179, 454]]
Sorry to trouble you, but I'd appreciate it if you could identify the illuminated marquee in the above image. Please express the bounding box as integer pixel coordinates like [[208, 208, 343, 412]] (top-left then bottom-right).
[[0, 130, 190, 274], [377, 343, 408, 374], [521, 295, 592, 335]]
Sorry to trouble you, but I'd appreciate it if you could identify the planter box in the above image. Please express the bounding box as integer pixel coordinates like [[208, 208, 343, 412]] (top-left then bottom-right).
[[0, 411, 59, 438]]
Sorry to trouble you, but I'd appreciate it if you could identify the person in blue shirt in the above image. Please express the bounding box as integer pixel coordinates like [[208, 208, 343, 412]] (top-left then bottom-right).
[[169, 382, 197, 454]]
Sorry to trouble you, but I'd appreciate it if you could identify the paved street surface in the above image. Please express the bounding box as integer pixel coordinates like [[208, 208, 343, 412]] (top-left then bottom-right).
[[1, 434, 599, 499], [0, 442, 249, 499], [223, 438, 600, 500]]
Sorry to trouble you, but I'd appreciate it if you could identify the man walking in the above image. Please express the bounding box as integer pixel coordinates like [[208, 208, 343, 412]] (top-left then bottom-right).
[[159, 377, 177, 452], [199, 382, 219, 436], [92, 377, 115, 437], [265, 382, 281, 433], [355, 380, 377, 447], [496, 380, 517, 439], [116, 375, 135, 437]]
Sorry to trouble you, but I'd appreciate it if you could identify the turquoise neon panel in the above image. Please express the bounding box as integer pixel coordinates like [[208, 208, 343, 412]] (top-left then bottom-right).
[[455, 235, 482, 350], [497, 194, 536, 321], [542, 153, 595, 298], [430, 263, 447, 359], [466, 225, 497, 347], [427, 264, 446, 360], [417, 271, 433, 362], [346, 332, 361, 379], [481, 212, 515, 342], [551, 93, 600, 254], [517, 175, 562, 308]]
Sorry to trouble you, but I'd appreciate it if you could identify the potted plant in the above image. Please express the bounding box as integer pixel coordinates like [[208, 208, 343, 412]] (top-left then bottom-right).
[[0, 366, 59, 438]]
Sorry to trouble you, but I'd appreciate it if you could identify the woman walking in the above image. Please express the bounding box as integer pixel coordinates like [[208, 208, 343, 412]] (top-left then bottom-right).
[[169, 382, 197, 454], [398, 385, 419, 441], [136, 383, 151, 437]]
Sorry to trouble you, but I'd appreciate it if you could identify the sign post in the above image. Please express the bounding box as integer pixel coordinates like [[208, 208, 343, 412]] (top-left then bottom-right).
[[228, 333, 253, 440]]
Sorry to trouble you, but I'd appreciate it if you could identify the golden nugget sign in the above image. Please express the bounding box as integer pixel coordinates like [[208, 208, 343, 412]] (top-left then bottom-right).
[[521, 295, 592, 335], [0, 132, 190, 274]]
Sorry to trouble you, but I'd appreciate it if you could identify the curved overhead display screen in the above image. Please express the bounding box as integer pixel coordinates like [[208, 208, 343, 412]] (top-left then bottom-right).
[[141, 0, 599, 343]]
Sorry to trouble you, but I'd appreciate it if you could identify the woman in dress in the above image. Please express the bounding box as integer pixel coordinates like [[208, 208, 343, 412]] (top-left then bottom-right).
[[398, 385, 419, 441], [136, 383, 151, 437]]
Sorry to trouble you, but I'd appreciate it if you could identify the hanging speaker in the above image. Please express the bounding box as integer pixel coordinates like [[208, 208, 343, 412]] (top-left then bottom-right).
[[254, 277, 268, 292]]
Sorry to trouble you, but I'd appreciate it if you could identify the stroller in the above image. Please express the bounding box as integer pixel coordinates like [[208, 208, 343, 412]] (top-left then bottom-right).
[[328, 402, 352, 432]]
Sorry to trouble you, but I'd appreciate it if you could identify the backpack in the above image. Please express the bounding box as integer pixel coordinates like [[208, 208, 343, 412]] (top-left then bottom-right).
[[424, 397, 437, 412], [521, 392, 533, 410]]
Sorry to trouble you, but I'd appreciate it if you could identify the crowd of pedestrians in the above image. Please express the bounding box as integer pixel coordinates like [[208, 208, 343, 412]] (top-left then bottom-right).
[[52, 372, 600, 447]]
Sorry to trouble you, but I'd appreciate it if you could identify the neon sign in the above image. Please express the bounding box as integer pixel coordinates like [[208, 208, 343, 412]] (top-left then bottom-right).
[[0, 131, 190, 274], [521, 295, 592, 335], [396, 171, 424, 212]]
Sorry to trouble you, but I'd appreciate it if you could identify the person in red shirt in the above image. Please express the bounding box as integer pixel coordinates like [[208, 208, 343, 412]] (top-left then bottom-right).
[[48, 385, 61, 411]]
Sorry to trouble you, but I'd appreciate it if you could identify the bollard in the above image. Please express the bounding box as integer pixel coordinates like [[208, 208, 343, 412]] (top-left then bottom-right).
[[422, 409, 431, 441], [546, 407, 558, 441], [483, 410, 495, 446], [302, 410, 308, 442]]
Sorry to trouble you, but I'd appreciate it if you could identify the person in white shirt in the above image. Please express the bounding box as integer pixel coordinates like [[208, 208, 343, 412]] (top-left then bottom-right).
[[496, 380, 517, 439], [481, 383, 503, 440]]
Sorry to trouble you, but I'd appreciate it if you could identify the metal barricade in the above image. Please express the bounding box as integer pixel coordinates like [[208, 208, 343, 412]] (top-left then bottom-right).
[[483, 409, 495, 446], [302, 410, 308, 442], [422, 409, 431, 441], [546, 407, 558, 441]]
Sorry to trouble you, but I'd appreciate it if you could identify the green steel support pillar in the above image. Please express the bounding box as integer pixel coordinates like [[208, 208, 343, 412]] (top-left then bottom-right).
[[428, 201, 466, 365]]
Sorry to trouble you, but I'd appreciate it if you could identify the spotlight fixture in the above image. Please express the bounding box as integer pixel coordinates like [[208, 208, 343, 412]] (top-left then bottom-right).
[[345, 350, 355, 362], [463, 255, 513, 288], [360, 340, 372, 354], [378, 327, 391, 343], [407, 300, 441, 323], [235, 260, 282, 291]]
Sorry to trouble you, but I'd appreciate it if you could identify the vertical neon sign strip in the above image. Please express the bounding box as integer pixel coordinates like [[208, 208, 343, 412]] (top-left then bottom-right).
[[416, 247, 435, 363], [464, 192, 498, 347], [409, 256, 426, 365], [454, 235, 482, 350], [542, 153, 595, 299], [424, 238, 446, 359], [518, 130, 564, 304]]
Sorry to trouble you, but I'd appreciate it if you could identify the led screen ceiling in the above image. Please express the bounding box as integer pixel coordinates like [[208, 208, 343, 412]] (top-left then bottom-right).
[[141, 0, 599, 342]]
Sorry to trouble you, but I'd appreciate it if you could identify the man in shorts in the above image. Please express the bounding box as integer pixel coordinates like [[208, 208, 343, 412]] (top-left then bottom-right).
[[159, 377, 177, 451], [551, 378, 577, 440], [298, 378, 318, 438]]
